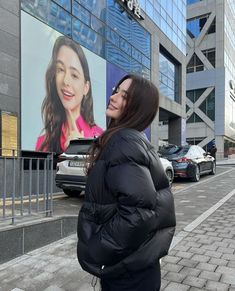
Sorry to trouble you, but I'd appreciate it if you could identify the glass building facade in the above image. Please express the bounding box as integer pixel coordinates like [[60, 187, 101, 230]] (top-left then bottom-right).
[[139, 0, 187, 55], [21, 0, 151, 79]]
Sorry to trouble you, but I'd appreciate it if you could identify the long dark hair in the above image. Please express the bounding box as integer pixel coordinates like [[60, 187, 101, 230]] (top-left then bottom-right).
[[39, 36, 94, 153], [87, 74, 159, 173]]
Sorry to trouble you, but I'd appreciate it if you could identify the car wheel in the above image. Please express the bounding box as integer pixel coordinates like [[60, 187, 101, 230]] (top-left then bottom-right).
[[191, 165, 200, 182], [63, 189, 82, 197], [210, 162, 216, 175], [166, 170, 173, 187]]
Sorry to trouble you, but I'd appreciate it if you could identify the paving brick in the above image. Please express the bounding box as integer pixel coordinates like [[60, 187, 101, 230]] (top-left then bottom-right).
[[189, 247, 205, 255], [217, 247, 234, 254], [211, 236, 223, 242], [218, 233, 233, 239], [213, 241, 229, 248], [227, 260, 235, 268], [201, 244, 218, 251], [224, 238, 235, 244], [169, 250, 178, 256], [216, 265, 235, 275], [163, 271, 186, 283], [161, 269, 168, 277], [173, 245, 190, 252], [228, 243, 235, 249], [199, 270, 221, 281], [191, 254, 210, 263], [164, 282, 190, 291], [205, 231, 219, 237], [163, 255, 181, 264], [192, 229, 206, 234], [196, 262, 217, 272], [161, 279, 169, 289], [188, 287, 207, 291], [205, 250, 223, 259], [162, 263, 183, 273], [179, 267, 201, 277], [176, 251, 194, 259], [178, 259, 198, 268], [183, 276, 206, 289], [209, 258, 228, 266], [222, 254, 235, 260], [205, 280, 229, 291], [184, 242, 202, 248], [221, 274, 235, 285], [43, 286, 65, 291], [184, 236, 199, 242], [201, 227, 216, 232]]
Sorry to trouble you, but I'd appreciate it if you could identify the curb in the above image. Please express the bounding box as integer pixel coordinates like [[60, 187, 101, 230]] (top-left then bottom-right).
[[0, 215, 77, 264]]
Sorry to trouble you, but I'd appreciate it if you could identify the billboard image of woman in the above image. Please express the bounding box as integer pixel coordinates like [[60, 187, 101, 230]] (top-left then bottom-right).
[[36, 35, 103, 153], [21, 11, 106, 153]]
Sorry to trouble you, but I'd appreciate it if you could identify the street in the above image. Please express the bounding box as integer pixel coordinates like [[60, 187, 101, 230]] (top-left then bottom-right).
[[0, 165, 234, 290]]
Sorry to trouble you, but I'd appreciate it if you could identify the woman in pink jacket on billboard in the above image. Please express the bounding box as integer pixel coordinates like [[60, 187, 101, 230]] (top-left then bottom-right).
[[36, 36, 103, 153]]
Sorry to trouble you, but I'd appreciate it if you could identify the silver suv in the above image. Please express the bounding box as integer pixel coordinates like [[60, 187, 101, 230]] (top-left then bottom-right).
[[55, 138, 174, 197]]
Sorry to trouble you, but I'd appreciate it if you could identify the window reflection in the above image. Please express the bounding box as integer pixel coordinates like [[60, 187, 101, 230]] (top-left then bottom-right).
[[72, 1, 90, 26], [74, 0, 106, 21], [53, 0, 71, 12], [48, 2, 71, 36], [106, 42, 130, 72], [72, 18, 105, 57], [159, 51, 180, 103]]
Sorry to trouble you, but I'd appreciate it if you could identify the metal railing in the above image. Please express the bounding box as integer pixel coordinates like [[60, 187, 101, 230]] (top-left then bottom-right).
[[0, 150, 54, 225]]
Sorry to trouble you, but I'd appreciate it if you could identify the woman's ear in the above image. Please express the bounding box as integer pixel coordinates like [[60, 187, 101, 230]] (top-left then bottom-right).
[[84, 81, 90, 96]]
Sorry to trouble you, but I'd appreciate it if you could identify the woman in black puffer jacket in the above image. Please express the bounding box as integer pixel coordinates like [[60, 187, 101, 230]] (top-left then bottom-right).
[[77, 74, 176, 291]]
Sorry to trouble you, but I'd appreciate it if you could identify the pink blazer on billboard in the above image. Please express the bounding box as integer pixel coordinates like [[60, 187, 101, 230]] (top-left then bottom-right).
[[36, 115, 103, 152]]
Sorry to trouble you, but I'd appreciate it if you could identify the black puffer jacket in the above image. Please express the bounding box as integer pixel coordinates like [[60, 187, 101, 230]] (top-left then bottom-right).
[[77, 129, 176, 278]]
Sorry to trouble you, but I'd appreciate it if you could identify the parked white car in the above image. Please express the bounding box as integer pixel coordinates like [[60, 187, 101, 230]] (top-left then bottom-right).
[[56, 139, 174, 197], [159, 157, 174, 186]]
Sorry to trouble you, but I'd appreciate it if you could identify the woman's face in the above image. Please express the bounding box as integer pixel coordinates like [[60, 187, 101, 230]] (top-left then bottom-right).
[[55, 45, 89, 113], [106, 78, 132, 120]]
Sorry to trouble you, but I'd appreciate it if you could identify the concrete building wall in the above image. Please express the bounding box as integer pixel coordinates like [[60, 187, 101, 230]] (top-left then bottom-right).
[[186, 0, 232, 157]]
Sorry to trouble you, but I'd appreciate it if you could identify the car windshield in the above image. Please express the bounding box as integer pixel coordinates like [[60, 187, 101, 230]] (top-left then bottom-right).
[[65, 140, 94, 155]]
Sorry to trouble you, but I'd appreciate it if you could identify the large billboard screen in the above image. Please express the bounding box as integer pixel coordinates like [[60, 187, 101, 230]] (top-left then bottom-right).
[[21, 11, 106, 153]]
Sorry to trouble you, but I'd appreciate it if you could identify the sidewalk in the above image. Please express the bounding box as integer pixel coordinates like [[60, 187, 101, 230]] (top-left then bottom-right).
[[0, 167, 235, 291], [217, 158, 235, 166]]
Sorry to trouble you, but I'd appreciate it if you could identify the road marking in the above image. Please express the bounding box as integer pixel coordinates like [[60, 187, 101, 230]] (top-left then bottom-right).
[[170, 187, 235, 250]]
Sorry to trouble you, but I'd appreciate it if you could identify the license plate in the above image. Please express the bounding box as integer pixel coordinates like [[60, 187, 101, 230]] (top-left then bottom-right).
[[68, 160, 84, 167]]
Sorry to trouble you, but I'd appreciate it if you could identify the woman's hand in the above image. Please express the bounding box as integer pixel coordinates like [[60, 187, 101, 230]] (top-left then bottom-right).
[[64, 110, 84, 149]]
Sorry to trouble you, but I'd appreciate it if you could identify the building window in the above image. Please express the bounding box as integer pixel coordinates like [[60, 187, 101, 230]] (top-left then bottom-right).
[[186, 137, 204, 145], [186, 88, 206, 103], [53, 0, 71, 12], [199, 89, 215, 121], [159, 50, 180, 103], [186, 112, 203, 123], [207, 18, 216, 34], [0, 112, 18, 156], [202, 48, 216, 67], [187, 14, 210, 38], [187, 0, 202, 4], [187, 53, 204, 73]]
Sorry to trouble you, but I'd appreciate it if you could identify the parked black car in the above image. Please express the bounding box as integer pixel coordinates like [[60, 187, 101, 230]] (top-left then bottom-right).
[[158, 144, 216, 182]]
